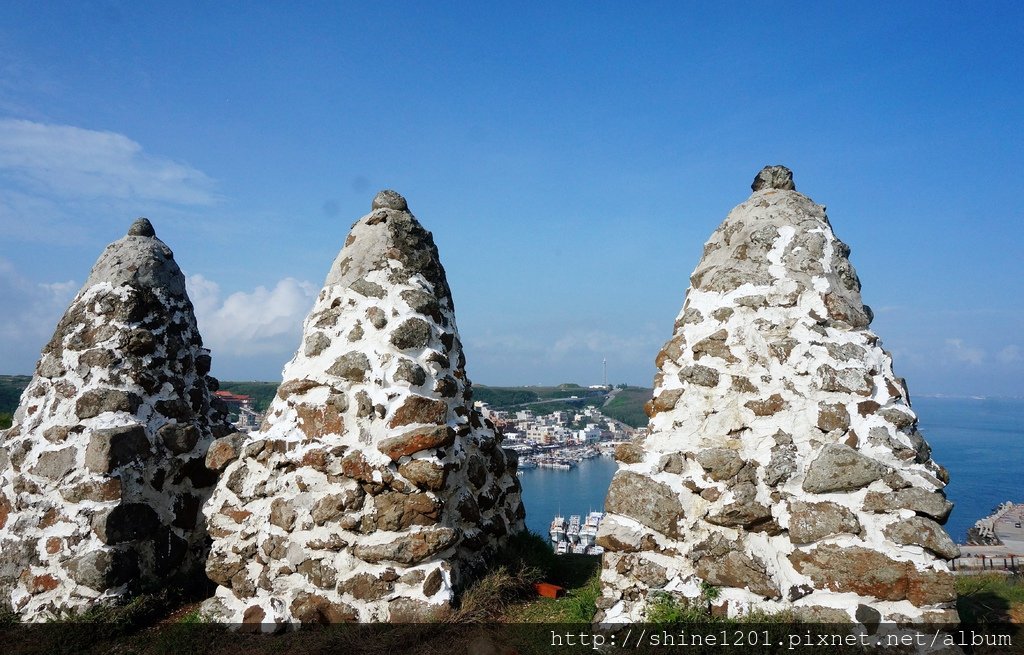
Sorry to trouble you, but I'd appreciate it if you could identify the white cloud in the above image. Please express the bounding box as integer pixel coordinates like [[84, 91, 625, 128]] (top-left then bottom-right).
[[0, 118, 217, 205], [997, 345, 1021, 364], [186, 274, 316, 358], [0, 258, 77, 372], [943, 338, 985, 366]]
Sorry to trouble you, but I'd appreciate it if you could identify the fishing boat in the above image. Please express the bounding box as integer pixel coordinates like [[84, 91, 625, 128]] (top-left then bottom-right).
[[579, 511, 603, 547], [567, 515, 581, 543], [549, 514, 566, 543]]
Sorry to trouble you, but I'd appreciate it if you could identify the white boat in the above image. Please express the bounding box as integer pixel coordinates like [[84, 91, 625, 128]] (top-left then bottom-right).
[[567, 515, 581, 543], [579, 511, 602, 547], [549, 514, 566, 543], [555, 541, 570, 555]]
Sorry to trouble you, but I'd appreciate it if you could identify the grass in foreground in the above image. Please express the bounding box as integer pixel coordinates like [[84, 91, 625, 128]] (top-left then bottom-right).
[[957, 572, 1024, 623]]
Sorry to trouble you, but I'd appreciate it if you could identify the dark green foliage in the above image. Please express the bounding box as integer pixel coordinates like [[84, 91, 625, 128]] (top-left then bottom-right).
[[0, 412, 12, 429], [0, 375, 31, 416], [472, 386, 540, 407], [217, 381, 279, 412]]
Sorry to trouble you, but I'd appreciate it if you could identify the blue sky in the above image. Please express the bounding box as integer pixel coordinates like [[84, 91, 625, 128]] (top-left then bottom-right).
[[0, 3, 1021, 396]]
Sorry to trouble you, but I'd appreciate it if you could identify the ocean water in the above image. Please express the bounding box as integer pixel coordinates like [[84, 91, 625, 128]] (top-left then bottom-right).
[[517, 397, 1023, 544]]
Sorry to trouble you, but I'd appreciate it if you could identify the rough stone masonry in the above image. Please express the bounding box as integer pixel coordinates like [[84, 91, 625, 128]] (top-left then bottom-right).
[[596, 166, 959, 625], [0, 219, 234, 619], [202, 190, 525, 627]]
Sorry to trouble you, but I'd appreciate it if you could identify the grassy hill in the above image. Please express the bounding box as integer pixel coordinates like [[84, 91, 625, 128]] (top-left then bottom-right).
[[0, 375, 31, 428], [601, 386, 653, 428]]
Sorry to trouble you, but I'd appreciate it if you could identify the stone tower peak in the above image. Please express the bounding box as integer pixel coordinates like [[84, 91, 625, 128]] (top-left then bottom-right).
[[751, 164, 796, 192]]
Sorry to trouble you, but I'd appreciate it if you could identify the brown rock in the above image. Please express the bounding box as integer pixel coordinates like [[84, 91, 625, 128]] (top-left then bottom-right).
[[862, 488, 953, 522], [695, 551, 779, 599], [206, 433, 245, 471], [277, 378, 321, 399], [816, 402, 850, 432], [817, 364, 873, 396], [269, 498, 297, 531], [389, 395, 448, 428], [678, 364, 719, 387], [338, 572, 393, 600], [296, 559, 337, 589], [295, 403, 344, 438], [31, 447, 77, 480], [614, 442, 645, 464], [692, 329, 739, 363], [290, 592, 358, 623], [651, 388, 683, 413], [744, 393, 787, 416], [373, 490, 441, 530], [907, 569, 956, 605], [31, 574, 60, 594], [790, 544, 910, 601], [387, 597, 439, 622], [605, 471, 684, 538], [378, 425, 456, 461], [696, 448, 744, 481], [157, 422, 200, 454], [421, 570, 445, 598], [398, 459, 448, 491], [352, 526, 460, 565]]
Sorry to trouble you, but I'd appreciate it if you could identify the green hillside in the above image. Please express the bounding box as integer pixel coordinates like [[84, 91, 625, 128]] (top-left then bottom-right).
[[601, 386, 653, 428], [0, 375, 31, 428], [217, 381, 279, 412]]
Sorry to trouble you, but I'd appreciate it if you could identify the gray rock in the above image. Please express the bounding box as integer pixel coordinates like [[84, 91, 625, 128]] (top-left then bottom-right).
[[91, 503, 160, 544], [371, 189, 408, 211], [85, 424, 152, 473], [157, 422, 200, 455], [696, 448, 744, 481], [605, 471, 684, 538], [127, 217, 156, 237], [351, 278, 386, 299], [31, 447, 77, 481], [695, 550, 779, 599], [787, 500, 861, 544], [863, 488, 953, 522], [802, 443, 887, 493], [390, 318, 432, 350], [393, 358, 426, 386], [884, 516, 960, 559], [352, 526, 459, 565], [67, 548, 137, 591], [327, 351, 371, 381], [678, 364, 719, 388], [75, 389, 143, 419], [750, 165, 796, 192], [304, 332, 331, 357]]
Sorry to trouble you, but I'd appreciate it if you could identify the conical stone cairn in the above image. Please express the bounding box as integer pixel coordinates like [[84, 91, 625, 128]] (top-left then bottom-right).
[[0, 219, 234, 619], [595, 167, 959, 624], [202, 190, 525, 626]]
